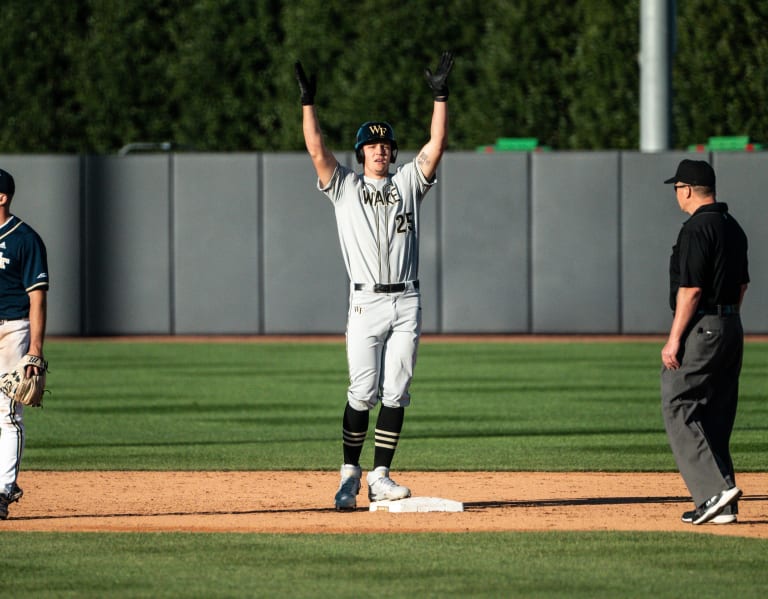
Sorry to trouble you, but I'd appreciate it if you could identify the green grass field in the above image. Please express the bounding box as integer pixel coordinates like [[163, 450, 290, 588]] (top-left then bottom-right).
[[13, 338, 768, 598]]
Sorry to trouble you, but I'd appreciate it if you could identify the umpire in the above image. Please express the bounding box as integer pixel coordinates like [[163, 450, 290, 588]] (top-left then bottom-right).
[[660, 159, 749, 525]]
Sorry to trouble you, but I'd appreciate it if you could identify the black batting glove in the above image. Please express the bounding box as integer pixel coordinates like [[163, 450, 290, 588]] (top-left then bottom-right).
[[424, 51, 454, 101], [294, 61, 316, 106]]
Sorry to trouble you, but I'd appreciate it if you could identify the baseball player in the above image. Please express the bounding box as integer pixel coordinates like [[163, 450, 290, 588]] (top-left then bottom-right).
[[0, 168, 50, 520], [295, 52, 454, 510]]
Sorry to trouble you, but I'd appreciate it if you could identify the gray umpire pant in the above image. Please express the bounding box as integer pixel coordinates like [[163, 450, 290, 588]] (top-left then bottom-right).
[[660, 313, 743, 507]]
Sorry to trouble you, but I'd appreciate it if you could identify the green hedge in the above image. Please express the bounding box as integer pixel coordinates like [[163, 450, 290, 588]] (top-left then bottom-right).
[[2, 0, 767, 153]]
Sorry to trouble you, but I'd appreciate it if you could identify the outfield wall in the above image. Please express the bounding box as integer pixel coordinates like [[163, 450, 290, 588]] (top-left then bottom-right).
[[1, 151, 765, 336]]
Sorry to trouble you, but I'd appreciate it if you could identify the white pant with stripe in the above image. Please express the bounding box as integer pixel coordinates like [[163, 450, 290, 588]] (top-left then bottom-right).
[[0, 319, 30, 496], [345, 283, 421, 411]]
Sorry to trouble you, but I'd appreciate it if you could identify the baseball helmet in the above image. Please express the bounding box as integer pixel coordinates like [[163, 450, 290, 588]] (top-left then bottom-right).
[[354, 121, 398, 164]]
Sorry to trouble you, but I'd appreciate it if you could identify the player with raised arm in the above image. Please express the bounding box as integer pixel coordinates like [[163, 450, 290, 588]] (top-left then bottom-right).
[[295, 52, 454, 510]]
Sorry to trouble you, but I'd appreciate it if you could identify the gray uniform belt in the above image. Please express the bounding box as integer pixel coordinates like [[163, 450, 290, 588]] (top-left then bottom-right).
[[354, 280, 419, 293], [697, 304, 739, 316]]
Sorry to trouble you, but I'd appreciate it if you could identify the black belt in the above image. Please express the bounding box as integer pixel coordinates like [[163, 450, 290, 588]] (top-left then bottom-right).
[[354, 280, 419, 293], [697, 304, 739, 316]]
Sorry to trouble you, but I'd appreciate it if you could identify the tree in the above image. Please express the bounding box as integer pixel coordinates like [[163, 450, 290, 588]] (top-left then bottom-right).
[[1, 0, 767, 153], [0, 1, 88, 152], [672, 1, 768, 147]]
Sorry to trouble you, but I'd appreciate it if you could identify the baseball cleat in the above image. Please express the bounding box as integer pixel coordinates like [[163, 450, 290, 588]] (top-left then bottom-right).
[[692, 487, 742, 525], [0, 484, 23, 520], [367, 466, 411, 502], [334, 464, 362, 511], [8, 484, 23, 503]]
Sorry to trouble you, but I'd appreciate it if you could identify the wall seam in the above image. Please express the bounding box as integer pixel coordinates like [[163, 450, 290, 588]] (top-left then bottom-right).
[[527, 152, 534, 333], [79, 155, 88, 335], [257, 153, 265, 334], [168, 154, 176, 335], [617, 152, 624, 334]]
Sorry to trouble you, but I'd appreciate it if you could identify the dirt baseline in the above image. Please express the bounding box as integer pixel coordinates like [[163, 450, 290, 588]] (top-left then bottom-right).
[[4, 471, 767, 538]]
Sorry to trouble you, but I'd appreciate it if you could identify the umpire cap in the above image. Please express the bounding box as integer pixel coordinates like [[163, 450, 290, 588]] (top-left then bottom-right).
[[0, 168, 14, 199], [664, 159, 716, 188], [354, 121, 398, 164]]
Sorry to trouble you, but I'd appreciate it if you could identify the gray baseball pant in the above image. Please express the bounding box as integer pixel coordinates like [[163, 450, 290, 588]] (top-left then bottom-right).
[[660, 313, 743, 507]]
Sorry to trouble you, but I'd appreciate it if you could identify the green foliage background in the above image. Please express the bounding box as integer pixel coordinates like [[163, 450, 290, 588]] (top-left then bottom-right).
[[1, 0, 767, 154]]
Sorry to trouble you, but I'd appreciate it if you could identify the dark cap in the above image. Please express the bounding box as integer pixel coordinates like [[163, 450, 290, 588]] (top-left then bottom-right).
[[663, 159, 716, 187], [0, 168, 14, 198]]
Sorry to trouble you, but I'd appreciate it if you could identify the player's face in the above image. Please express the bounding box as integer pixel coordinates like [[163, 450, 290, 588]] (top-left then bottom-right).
[[362, 142, 391, 178]]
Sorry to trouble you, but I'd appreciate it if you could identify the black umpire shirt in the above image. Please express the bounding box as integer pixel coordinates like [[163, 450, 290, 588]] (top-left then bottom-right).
[[668, 202, 749, 311]]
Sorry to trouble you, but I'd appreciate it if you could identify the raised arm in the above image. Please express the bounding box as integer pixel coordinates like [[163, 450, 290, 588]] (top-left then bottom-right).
[[295, 61, 337, 187], [416, 51, 454, 181]]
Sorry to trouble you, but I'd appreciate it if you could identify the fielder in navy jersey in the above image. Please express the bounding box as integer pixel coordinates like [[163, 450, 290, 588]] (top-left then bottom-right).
[[295, 53, 454, 510], [0, 168, 49, 520]]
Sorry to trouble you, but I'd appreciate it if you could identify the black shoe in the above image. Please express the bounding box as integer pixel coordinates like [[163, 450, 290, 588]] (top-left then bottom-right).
[[8, 484, 23, 503], [0, 485, 23, 521], [692, 487, 742, 525], [681, 509, 737, 524]]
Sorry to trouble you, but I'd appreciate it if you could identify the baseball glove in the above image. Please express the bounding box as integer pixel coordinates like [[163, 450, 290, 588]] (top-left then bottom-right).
[[0, 355, 48, 407]]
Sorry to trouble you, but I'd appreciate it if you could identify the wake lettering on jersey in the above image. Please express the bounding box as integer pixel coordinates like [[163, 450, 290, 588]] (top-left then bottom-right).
[[363, 183, 400, 206]]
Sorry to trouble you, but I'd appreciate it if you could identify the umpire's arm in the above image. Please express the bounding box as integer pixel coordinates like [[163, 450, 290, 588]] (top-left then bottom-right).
[[661, 286, 701, 370]]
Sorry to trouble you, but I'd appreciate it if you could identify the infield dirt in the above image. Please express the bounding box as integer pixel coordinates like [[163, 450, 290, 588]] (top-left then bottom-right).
[[5, 471, 767, 538]]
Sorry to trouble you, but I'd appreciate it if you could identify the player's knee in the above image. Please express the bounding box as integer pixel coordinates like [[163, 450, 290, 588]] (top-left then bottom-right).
[[381, 394, 411, 409], [348, 396, 377, 411]]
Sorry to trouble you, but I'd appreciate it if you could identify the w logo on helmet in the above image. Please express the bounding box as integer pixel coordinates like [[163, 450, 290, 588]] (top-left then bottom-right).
[[368, 124, 389, 137]]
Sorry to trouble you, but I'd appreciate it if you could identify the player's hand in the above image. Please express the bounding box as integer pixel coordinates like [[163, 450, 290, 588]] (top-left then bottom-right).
[[294, 61, 316, 106], [424, 51, 454, 101]]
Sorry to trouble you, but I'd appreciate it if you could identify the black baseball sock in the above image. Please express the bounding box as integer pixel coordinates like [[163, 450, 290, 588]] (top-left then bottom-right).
[[342, 403, 369, 466], [373, 406, 405, 469]]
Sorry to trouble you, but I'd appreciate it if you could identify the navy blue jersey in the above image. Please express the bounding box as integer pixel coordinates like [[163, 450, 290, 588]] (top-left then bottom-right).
[[0, 215, 49, 319]]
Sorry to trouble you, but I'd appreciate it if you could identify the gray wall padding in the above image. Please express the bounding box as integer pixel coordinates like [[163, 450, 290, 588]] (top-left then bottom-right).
[[1, 150, 764, 336]]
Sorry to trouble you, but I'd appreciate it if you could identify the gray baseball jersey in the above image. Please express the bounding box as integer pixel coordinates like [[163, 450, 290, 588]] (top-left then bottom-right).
[[319, 159, 435, 285]]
